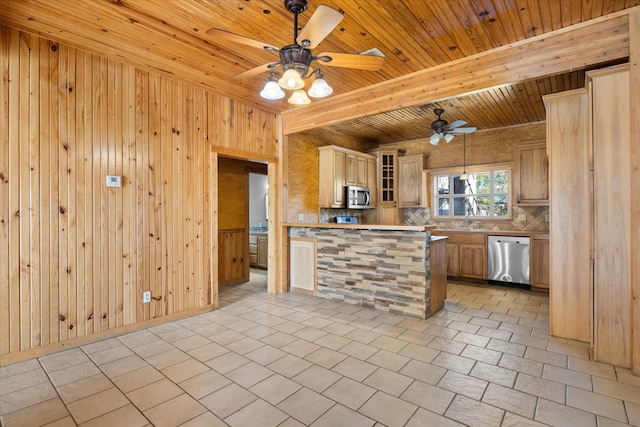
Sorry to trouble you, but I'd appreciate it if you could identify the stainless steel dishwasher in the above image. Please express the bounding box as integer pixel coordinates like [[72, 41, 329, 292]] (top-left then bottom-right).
[[487, 236, 530, 288]]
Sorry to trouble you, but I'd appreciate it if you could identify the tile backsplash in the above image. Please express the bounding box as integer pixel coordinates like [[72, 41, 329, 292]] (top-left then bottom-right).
[[405, 205, 549, 232]]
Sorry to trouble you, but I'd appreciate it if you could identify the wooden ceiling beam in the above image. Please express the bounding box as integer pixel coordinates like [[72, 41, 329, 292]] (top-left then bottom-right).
[[282, 11, 632, 135]]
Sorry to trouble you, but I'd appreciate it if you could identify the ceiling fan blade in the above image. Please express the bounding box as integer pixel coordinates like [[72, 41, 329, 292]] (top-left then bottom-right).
[[206, 28, 278, 51], [447, 119, 467, 129], [231, 63, 276, 80], [451, 127, 477, 134], [317, 52, 384, 70], [296, 5, 344, 49]]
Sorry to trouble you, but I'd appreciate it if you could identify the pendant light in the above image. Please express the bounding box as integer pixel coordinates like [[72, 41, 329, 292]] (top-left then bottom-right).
[[260, 74, 285, 100], [288, 89, 311, 105], [460, 133, 469, 181]]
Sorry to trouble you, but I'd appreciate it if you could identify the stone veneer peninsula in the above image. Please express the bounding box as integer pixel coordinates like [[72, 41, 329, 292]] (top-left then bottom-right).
[[288, 224, 447, 319]]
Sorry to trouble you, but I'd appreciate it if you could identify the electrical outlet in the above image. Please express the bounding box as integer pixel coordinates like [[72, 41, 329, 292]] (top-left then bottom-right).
[[298, 213, 304, 221], [143, 291, 151, 303], [517, 214, 527, 221]]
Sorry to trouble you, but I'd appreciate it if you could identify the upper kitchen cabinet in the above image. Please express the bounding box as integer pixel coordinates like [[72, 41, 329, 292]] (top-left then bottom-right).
[[398, 154, 428, 208], [318, 145, 376, 208], [514, 142, 549, 206]]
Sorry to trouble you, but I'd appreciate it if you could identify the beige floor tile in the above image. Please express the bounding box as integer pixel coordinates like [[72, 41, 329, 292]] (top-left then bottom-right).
[[0, 366, 49, 395], [225, 361, 274, 388], [366, 349, 410, 372], [144, 393, 206, 427], [487, 337, 526, 357], [431, 351, 476, 374], [461, 344, 503, 365], [321, 322, 356, 337], [132, 339, 175, 358], [146, 348, 191, 370], [313, 333, 351, 351], [371, 322, 405, 338], [398, 329, 435, 345], [470, 362, 517, 387], [304, 347, 348, 369], [542, 364, 592, 390], [535, 398, 597, 427], [186, 341, 229, 362], [292, 365, 342, 393], [277, 387, 335, 425], [57, 374, 113, 404], [368, 335, 408, 353], [626, 401, 640, 426], [331, 357, 377, 382], [363, 367, 413, 397], [47, 361, 102, 388], [293, 326, 328, 342], [0, 397, 69, 427], [405, 407, 465, 427], [339, 341, 379, 361], [225, 336, 265, 355], [426, 336, 467, 355], [399, 359, 447, 385], [267, 354, 313, 378], [437, 370, 488, 400], [398, 343, 440, 364], [43, 415, 78, 426], [117, 330, 161, 348], [40, 348, 91, 372], [568, 357, 617, 380], [501, 412, 548, 426], [209, 329, 245, 346], [172, 334, 212, 352], [0, 381, 58, 415], [322, 377, 376, 410], [567, 386, 628, 422], [509, 332, 548, 350], [179, 369, 231, 399], [100, 354, 148, 378], [161, 358, 209, 383], [310, 403, 375, 427], [499, 354, 543, 377], [178, 411, 227, 427], [359, 391, 417, 427], [80, 404, 147, 427], [111, 365, 164, 393], [445, 394, 504, 427], [0, 359, 40, 378], [267, 335, 310, 352], [67, 387, 128, 424], [88, 344, 134, 366], [155, 327, 196, 343], [249, 374, 302, 405], [243, 324, 276, 340], [127, 378, 183, 411], [524, 347, 567, 368], [515, 372, 566, 403], [482, 383, 537, 419], [225, 399, 288, 427], [593, 377, 640, 405], [400, 380, 455, 415], [206, 351, 250, 374], [245, 344, 287, 365], [199, 383, 257, 419]]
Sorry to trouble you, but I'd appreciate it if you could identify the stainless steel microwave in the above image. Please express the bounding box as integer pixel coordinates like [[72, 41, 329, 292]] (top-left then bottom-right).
[[346, 185, 371, 209]]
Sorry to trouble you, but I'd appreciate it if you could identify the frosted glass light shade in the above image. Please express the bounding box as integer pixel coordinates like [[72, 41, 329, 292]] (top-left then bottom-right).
[[444, 133, 455, 143], [260, 80, 285, 100], [429, 133, 440, 146], [288, 89, 311, 105], [278, 68, 305, 90], [308, 78, 333, 98]]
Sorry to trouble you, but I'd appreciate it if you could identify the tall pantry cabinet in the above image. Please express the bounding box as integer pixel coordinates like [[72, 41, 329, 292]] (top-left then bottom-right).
[[545, 64, 632, 368]]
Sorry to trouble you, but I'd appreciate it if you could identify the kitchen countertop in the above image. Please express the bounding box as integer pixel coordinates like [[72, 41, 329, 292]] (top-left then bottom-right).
[[284, 223, 437, 232], [431, 228, 548, 237]]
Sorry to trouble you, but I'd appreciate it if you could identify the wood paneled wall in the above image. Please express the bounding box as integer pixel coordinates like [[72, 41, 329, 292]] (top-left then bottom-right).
[[0, 26, 277, 363]]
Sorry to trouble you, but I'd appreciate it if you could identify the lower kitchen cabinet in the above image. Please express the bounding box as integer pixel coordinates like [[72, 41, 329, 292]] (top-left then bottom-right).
[[530, 235, 550, 290], [432, 231, 486, 280], [249, 233, 268, 269], [290, 238, 316, 294]]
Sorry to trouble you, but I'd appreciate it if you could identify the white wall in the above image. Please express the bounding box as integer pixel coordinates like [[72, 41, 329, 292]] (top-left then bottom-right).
[[249, 173, 268, 228]]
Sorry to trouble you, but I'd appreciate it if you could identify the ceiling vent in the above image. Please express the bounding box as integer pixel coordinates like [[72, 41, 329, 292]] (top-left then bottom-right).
[[360, 47, 385, 58]]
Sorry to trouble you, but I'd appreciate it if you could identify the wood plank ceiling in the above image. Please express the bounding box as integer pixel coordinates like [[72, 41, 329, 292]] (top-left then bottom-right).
[[1, 0, 638, 143]]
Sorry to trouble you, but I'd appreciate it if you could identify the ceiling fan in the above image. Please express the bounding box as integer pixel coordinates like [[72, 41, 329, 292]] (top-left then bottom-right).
[[427, 108, 477, 145], [206, 0, 384, 103]]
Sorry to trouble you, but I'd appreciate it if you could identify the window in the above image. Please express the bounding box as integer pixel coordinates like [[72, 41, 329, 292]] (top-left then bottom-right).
[[433, 166, 510, 218]]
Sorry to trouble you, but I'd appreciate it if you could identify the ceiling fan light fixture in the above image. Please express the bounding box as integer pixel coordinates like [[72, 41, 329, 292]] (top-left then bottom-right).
[[260, 79, 285, 100], [460, 171, 469, 181], [307, 76, 333, 98], [278, 68, 305, 90], [288, 89, 311, 105], [444, 133, 455, 143], [429, 133, 440, 146]]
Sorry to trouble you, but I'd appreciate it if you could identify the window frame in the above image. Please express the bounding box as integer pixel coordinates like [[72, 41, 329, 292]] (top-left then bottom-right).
[[428, 163, 513, 220]]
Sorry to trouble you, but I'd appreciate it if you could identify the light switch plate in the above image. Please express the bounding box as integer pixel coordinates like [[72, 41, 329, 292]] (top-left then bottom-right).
[[298, 213, 304, 221], [143, 291, 151, 303]]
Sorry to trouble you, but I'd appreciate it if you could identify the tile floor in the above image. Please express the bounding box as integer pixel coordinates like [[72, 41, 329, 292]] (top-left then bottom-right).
[[1, 270, 640, 427]]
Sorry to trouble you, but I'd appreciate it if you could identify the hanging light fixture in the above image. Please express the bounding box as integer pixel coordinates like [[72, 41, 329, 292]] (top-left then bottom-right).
[[307, 70, 333, 98], [288, 89, 311, 105], [259, 73, 285, 100], [278, 68, 306, 90], [460, 133, 469, 181]]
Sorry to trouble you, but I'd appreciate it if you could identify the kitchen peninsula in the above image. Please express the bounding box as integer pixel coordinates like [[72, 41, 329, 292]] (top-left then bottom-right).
[[287, 223, 447, 319]]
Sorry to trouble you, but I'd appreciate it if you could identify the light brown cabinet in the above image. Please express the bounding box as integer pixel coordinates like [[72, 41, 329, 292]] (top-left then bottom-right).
[[432, 230, 486, 280], [318, 145, 376, 208], [530, 235, 549, 290], [398, 154, 427, 208], [219, 229, 248, 284], [289, 238, 316, 294], [514, 142, 549, 206], [249, 233, 268, 269], [545, 64, 632, 368]]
